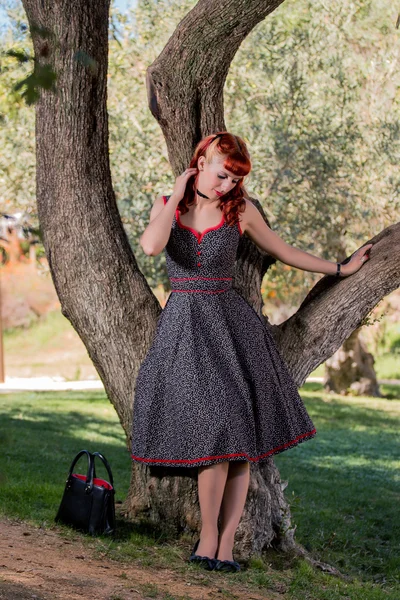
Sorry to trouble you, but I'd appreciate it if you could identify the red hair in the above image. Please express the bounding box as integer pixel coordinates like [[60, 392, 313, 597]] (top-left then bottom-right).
[[178, 132, 252, 229]]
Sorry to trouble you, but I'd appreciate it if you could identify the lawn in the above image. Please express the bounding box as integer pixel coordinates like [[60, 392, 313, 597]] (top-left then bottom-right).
[[0, 385, 399, 600]]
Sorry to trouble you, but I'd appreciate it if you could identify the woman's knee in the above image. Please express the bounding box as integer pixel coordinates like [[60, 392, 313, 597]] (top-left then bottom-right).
[[199, 461, 230, 474], [229, 460, 250, 470]]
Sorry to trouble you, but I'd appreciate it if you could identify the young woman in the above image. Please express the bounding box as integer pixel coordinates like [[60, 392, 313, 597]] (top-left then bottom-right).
[[131, 132, 372, 573]]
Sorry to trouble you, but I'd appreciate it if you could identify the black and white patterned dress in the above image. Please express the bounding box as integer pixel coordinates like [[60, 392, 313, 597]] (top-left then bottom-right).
[[131, 195, 316, 477]]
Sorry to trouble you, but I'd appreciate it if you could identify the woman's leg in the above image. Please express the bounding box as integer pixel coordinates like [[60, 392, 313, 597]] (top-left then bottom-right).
[[216, 461, 250, 562], [196, 461, 230, 558]]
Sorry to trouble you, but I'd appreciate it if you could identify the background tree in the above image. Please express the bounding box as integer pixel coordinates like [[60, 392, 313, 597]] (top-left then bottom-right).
[[2, 0, 399, 291], [221, 0, 400, 395], [0, 3, 36, 216], [5, 0, 400, 559]]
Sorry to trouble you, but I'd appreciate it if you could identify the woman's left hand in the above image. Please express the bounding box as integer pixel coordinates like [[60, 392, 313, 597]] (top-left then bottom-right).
[[340, 243, 374, 277]]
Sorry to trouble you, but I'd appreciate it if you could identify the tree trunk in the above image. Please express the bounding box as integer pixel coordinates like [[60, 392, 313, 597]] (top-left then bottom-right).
[[146, 0, 286, 173], [324, 329, 381, 397], [22, 0, 162, 438], [322, 245, 381, 398], [22, 0, 400, 560]]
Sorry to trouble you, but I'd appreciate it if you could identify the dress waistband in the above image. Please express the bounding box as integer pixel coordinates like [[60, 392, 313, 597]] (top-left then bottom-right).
[[169, 276, 233, 293]]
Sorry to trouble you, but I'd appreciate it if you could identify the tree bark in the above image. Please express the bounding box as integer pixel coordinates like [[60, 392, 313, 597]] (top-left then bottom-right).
[[146, 0, 286, 174], [21, 0, 400, 560], [324, 329, 381, 397], [22, 0, 161, 437]]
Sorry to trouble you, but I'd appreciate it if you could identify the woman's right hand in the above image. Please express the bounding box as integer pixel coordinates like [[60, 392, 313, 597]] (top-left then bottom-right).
[[340, 243, 373, 277], [171, 167, 198, 202]]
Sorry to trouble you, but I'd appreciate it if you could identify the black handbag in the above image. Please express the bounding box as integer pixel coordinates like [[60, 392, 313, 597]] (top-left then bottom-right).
[[55, 449, 116, 536]]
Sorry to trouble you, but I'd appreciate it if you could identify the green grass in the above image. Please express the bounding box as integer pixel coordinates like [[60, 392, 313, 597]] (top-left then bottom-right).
[[310, 351, 400, 381], [0, 388, 399, 599], [4, 310, 97, 379], [0, 391, 132, 522], [274, 383, 400, 590], [5, 309, 69, 346], [374, 353, 400, 380]]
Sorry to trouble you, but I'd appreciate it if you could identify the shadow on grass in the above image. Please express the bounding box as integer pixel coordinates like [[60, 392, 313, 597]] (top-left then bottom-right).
[[275, 386, 400, 584], [0, 391, 131, 523], [0, 388, 399, 585], [110, 515, 172, 544]]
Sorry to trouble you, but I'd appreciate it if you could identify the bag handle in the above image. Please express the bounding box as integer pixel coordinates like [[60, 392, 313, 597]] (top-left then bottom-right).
[[66, 449, 95, 494], [92, 451, 114, 489]]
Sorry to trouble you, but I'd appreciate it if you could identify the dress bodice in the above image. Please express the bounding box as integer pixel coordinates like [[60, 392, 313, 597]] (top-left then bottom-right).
[[163, 195, 243, 293]]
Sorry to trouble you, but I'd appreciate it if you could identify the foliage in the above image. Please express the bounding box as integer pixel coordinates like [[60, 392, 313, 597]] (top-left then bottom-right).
[[106, 1, 188, 288], [0, 0, 399, 296], [107, 0, 400, 294], [0, 1, 36, 215], [225, 0, 400, 304]]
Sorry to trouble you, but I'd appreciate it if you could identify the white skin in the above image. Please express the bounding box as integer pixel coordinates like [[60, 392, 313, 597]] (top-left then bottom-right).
[[196, 153, 242, 202], [170, 155, 241, 235], [185, 158, 253, 564]]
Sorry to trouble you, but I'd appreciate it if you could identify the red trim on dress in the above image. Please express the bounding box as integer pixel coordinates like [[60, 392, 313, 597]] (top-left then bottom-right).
[[164, 195, 242, 237], [176, 209, 225, 243], [131, 428, 317, 465], [171, 289, 229, 294], [170, 277, 232, 281]]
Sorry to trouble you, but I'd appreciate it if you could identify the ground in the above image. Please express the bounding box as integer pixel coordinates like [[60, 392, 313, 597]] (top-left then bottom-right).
[[0, 519, 282, 600]]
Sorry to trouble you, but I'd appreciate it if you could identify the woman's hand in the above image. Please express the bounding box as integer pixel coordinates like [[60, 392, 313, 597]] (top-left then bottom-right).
[[340, 243, 374, 277], [171, 167, 198, 202]]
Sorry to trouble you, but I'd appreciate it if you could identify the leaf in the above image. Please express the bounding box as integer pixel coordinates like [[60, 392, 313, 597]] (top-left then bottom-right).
[[30, 23, 55, 41], [73, 50, 99, 75], [13, 73, 33, 92], [4, 49, 31, 63], [12, 64, 57, 105]]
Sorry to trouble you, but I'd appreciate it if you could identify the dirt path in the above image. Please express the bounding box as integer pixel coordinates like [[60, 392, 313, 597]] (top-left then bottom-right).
[[0, 519, 283, 600]]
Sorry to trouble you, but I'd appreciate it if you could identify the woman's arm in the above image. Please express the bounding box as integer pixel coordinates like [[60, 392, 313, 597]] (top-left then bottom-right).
[[140, 194, 177, 256], [241, 200, 372, 277], [140, 167, 198, 256]]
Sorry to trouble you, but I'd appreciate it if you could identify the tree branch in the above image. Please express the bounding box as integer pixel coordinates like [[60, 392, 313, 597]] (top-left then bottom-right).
[[147, 0, 286, 173], [273, 222, 400, 385]]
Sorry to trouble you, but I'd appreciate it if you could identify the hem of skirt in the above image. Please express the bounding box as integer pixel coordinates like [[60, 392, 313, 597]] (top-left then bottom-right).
[[131, 428, 317, 467]]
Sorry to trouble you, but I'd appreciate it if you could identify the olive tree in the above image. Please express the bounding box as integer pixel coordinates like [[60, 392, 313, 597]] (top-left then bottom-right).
[[19, 0, 399, 560]]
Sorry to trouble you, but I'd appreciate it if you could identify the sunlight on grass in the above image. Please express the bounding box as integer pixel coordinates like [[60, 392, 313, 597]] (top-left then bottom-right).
[[4, 310, 97, 379], [4, 310, 72, 349], [274, 382, 400, 594], [1, 387, 399, 599], [0, 390, 131, 525]]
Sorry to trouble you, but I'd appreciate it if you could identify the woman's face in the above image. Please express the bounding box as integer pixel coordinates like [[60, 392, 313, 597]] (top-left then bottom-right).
[[196, 154, 242, 201]]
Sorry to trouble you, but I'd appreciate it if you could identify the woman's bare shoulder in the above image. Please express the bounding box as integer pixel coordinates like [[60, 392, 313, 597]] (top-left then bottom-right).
[[149, 195, 167, 222]]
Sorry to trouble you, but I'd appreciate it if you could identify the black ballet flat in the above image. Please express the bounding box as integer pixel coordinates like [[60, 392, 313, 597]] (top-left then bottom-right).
[[188, 539, 217, 571], [214, 558, 241, 573]]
